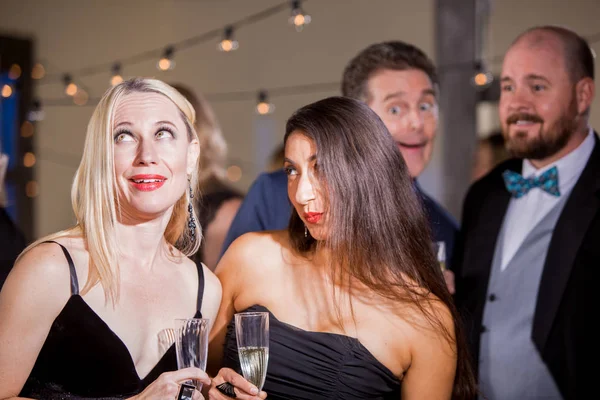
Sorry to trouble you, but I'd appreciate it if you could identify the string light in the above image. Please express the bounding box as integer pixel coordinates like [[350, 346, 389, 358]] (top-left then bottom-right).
[[218, 26, 239, 52], [32, 62, 46, 79], [21, 121, 34, 138], [1, 84, 12, 98], [23, 152, 36, 168], [110, 63, 123, 86], [289, 0, 311, 31], [256, 90, 274, 115], [73, 89, 89, 105], [157, 46, 175, 71], [9, 64, 22, 80], [472, 61, 494, 89], [226, 165, 242, 182], [63, 74, 78, 96]]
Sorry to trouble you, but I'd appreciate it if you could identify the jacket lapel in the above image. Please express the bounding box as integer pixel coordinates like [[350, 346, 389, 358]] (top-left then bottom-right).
[[463, 159, 521, 324], [475, 160, 521, 280], [532, 134, 600, 351]]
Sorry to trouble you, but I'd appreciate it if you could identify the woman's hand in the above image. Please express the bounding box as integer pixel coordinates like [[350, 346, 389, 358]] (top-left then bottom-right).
[[130, 367, 210, 400], [208, 368, 267, 400]]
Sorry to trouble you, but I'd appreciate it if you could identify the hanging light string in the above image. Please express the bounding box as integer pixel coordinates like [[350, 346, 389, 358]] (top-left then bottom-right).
[[38, 0, 306, 85], [41, 81, 340, 107]]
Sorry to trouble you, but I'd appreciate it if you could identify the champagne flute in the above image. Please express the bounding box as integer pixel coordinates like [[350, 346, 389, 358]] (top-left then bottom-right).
[[234, 311, 269, 391], [175, 318, 209, 390]]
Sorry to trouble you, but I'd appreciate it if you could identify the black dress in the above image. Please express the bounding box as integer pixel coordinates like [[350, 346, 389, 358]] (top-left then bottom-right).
[[222, 305, 402, 400], [19, 241, 205, 399]]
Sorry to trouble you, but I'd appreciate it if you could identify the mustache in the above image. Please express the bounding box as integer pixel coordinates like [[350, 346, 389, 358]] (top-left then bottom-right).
[[506, 113, 544, 125]]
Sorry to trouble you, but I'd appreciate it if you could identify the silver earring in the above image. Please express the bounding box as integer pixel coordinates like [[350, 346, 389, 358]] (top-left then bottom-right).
[[304, 225, 308, 238], [188, 177, 196, 238]]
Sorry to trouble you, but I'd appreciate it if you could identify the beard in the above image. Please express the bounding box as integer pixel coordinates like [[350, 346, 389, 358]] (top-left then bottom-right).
[[503, 96, 579, 160]]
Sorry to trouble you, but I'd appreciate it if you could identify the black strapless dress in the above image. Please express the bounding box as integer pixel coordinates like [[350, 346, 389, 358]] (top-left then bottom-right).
[[19, 241, 205, 399], [222, 305, 401, 400]]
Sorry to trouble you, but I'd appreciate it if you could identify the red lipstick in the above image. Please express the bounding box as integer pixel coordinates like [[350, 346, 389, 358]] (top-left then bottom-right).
[[304, 212, 323, 224], [129, 174, 167, 191]]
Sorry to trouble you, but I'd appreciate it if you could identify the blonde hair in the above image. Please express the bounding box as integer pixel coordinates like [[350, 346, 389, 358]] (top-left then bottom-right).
[[169, 84, 228, 187], [19, 78, 202, 305]]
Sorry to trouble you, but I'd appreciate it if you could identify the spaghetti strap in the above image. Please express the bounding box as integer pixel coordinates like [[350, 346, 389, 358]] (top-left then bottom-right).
[[196, 261, 205, 312], [42, 240, 79, 296]]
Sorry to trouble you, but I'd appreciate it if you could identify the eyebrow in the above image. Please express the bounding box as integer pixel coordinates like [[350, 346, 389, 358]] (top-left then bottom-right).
[[383, 91, 406, 102], [500, 74, 550, 84], [283, 154, 317, 164], [114, 120, 177, 129], [525, 74, 551, 84], [383, 88, 436, 102]]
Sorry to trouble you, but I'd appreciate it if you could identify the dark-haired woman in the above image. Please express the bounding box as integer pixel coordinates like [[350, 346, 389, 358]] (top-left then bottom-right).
[[207, 97, 477, 400]]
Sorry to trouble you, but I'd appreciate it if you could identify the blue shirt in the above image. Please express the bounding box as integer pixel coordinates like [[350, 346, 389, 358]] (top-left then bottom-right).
[[220, 169, 458, 267]]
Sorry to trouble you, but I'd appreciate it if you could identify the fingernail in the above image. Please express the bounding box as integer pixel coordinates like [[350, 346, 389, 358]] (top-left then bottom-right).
[[250, 387, 258, 395]]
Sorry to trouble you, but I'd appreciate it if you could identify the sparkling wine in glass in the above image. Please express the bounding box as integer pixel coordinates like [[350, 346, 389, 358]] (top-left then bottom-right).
[[175, 318, 209, 390], [235, 311, 269, 391]]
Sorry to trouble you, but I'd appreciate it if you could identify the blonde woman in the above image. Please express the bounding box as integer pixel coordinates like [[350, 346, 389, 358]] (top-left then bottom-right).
[[0, 78, 221, 399]]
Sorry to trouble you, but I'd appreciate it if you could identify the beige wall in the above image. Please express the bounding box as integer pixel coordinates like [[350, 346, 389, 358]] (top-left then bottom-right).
[[0, 0, 598, 237]]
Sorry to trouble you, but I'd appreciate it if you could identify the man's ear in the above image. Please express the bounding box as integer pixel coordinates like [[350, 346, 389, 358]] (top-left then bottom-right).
[[575, 77, 595, 116]]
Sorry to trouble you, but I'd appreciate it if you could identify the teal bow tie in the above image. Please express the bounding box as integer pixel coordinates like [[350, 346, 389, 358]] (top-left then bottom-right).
[[502, 166, 561, 198]]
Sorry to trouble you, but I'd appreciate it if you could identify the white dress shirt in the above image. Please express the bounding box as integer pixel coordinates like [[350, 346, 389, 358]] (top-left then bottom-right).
[[500, 127, 596, 271]]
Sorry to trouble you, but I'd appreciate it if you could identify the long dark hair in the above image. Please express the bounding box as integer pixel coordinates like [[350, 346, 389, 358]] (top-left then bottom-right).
[[284, 96, 477, 399]]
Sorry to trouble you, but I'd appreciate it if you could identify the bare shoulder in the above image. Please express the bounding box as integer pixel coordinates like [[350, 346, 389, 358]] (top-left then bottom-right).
[[396, 292, 456, 360], [394, 293, 457, 397], [226, 230, 286, 255], [11, 239, 74, 289], [1, 238, 77, 318], [216, 230, 287, 274], [389, 289, 454, 338], [214, 230, 289, 302]]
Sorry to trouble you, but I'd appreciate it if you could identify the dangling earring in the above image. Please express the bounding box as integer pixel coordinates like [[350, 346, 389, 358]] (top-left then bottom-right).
[[304, 225, 308, 238], [187, 177, 196, 238]]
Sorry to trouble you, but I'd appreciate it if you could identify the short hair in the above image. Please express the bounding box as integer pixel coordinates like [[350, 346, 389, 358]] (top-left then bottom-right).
[[513, 25, 595, 82], [341, 41, 438, 102]]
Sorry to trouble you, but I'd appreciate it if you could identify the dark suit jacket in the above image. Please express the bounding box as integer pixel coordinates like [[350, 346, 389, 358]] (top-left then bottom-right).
[[0, 207, 27, 290], [453, 135, 599, 400], [220, 169, 459, 263]]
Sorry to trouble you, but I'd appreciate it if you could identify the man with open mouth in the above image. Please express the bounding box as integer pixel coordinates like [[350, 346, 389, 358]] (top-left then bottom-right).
[[221, 41, 458, 291]]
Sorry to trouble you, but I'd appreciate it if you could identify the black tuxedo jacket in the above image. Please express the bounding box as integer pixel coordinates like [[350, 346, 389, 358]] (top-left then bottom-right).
[[453, 134, 599, 400], [0, 207, 26, 290]]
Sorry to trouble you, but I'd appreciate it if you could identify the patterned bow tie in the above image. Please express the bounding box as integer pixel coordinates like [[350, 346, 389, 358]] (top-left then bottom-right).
[[502, 166, 560, 198]]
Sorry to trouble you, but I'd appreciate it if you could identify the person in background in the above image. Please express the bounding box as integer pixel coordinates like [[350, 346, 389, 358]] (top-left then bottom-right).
[[0, 78, 221, 399], [471, 131, 510, 182], [207, 97, 477, 400], [0, 153, 27, 291], [171, 84, 243, 271], [220, 42, 458, 289], [453, 26, 596, 399]]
